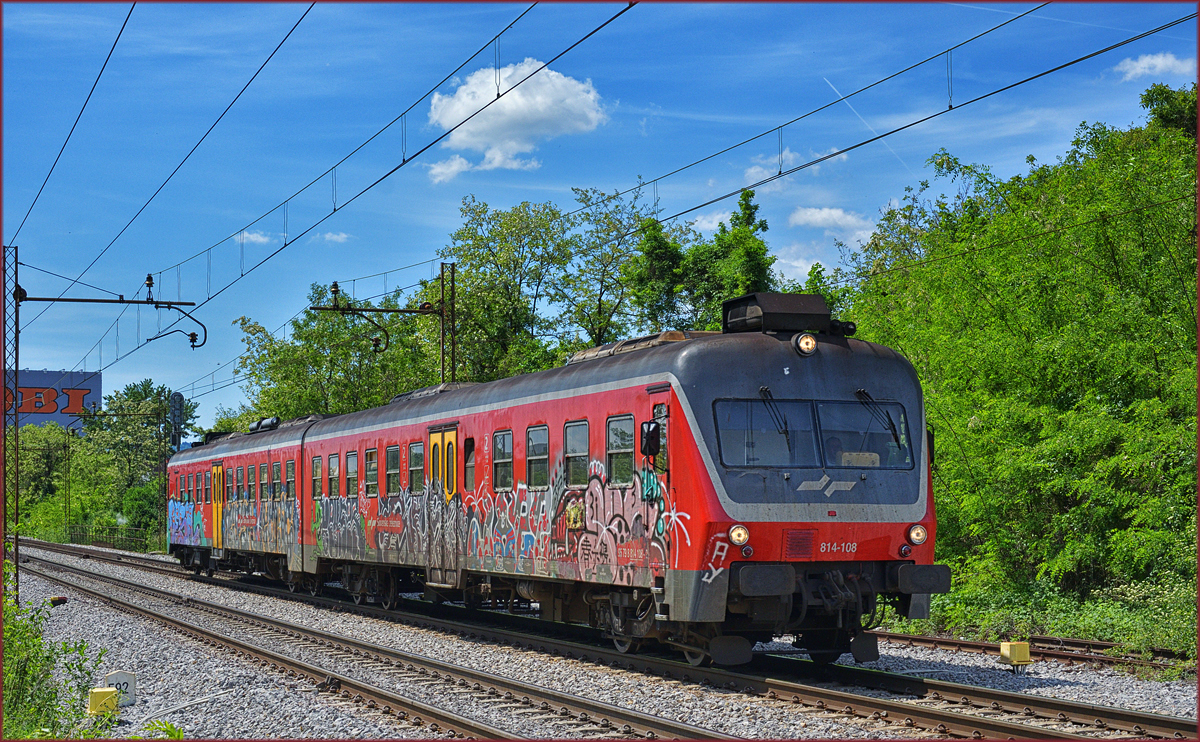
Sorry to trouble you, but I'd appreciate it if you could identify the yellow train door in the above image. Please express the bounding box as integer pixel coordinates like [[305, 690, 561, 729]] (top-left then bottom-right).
[[211, 462, 225, 550], [426, 426, 461, 588]]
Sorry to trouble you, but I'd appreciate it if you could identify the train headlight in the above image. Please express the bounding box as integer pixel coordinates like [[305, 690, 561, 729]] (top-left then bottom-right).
[[907, 524, 928, 545], [728, 525, 751, 546], [792, 333, 817, 356]]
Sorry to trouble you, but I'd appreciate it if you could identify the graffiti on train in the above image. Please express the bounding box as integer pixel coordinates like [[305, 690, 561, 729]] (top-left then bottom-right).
[[168, 500, 198, 544], [221, 497, 297, 551]]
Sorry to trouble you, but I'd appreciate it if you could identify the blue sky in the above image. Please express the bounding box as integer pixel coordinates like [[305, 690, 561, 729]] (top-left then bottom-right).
[[4, 2, 1195, 428]]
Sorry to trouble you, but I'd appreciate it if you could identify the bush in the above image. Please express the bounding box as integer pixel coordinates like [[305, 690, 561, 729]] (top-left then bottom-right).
[[2, 562, 116, 738]]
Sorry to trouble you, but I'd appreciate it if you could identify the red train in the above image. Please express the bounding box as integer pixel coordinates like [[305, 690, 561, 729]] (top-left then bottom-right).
[[168, 293, 950, 665]]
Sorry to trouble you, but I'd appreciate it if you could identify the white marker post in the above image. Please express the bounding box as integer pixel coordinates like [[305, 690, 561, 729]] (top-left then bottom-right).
[[104, 671, 137, 707]]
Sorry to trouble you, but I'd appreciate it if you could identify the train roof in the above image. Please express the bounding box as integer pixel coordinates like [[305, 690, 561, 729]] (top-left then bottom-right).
[[171, 293, 916, 465]]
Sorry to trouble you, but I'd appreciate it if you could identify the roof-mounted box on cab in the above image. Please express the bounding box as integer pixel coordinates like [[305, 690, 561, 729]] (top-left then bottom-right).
[[721, 292, 832, 334]]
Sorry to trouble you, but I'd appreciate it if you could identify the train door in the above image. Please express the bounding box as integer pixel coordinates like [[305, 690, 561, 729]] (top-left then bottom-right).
[[426, 426, 462, 588], [211, 462, 225, 551], [648, 400, 670, 571]]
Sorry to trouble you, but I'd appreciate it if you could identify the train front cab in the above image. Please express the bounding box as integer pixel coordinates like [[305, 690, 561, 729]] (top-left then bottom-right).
[[657, 293, 951, 666]]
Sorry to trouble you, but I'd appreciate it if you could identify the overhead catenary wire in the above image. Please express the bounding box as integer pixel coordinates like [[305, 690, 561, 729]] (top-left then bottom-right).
[[8, 3, 136, 246], [559, 2, 1051, 223], [150, 3, 540, 277], [22, 3, 316, 332], [96, 3, 638, 380], [60, 8, 1191, 407]]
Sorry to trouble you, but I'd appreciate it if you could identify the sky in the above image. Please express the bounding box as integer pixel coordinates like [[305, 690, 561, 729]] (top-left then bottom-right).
[[3, 2, 1196, 430]]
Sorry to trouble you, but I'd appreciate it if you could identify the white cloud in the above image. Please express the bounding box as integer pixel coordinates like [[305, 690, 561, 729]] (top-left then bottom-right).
[[239, 230, 272, 244], [321, 232, 349, 243], [426, 58, 606, 181], [428, 155, 472, 184], [689, 210, 731, 233], [1113, 52, 1196, 82], [774, 241, 821, 283], [788, 206, 874, 245]]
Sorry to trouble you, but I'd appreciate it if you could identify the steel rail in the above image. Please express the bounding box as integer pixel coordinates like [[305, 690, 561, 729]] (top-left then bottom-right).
[[24, 561, 516, 740], [27, 543, 1195, 738], [872, 630, 1186, 671], [1027, 634, 1190, 664], [26, 555, 735, 741]]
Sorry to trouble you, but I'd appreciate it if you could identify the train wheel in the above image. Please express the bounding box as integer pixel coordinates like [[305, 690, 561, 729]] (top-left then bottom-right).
[[307, 578, 323, 597], [613, 637, 640, 654], [379, 573, 398, 610], [352, 592, 365, 606], [683, 649, 710, 667], [205, 567, 215, 578]]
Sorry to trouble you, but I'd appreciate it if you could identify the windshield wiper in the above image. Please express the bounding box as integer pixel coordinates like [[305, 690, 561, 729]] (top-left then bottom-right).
[[758, 386, 793, 454], [855, 388, 901, 446]]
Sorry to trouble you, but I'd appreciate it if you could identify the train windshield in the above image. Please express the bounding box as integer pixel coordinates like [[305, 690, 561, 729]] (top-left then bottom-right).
[[715, 398, 913, 469]]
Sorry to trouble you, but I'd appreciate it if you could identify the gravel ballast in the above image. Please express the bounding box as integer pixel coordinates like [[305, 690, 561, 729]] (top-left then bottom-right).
[[21, 546, 1197, 738]]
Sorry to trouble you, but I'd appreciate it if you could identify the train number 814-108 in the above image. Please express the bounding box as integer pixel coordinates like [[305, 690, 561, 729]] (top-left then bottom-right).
[[819, 542, 858, 554]]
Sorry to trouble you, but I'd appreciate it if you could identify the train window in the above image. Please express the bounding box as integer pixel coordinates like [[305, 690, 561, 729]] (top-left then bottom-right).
[[248, 465, 256, 501], [713, 399, 819, 468], [286, 460, 295, 499], [365, 449, 379, 497], [652, 403, 669, 472], [328, 454, 340, 497], [431, 443, 440, 487], [815, 401, 912, 469], [226, 470, 233, 502], [409, 443, 424, 491], [565, 421, 588, 487], [176, 475, 182, 501], [606, 416, 635, 485], [385, 446, 400, 495], [493, 430, 513, 491], [187, 473, 193, 502], [311, 456, 322, 499], [272, 462, 282, 501], [446, 441, 456, 495], [463, 438, 475, 493], [526, 426, 549, 489], [206, 472, 212, 504], [236, 467, 244, 500], [345, 451, 359, 498], [259, 463, 269, 500]]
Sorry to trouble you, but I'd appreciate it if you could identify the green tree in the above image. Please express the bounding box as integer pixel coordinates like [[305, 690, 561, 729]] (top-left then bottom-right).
[[1140, 82, 1196, 138], [845, 115, 1196, 595], [438, 196, 572, 380], [552, 187, 651, 347], [624, 217, 686, 332], [677, 189, 776, 330], [217, 284, 436, 431]]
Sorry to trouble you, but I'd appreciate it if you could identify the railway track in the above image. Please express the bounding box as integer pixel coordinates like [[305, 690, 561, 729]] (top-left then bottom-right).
[[25, 541, 1197, 739], [872, 630, 1191, 672], [25, 555, 734, 741]]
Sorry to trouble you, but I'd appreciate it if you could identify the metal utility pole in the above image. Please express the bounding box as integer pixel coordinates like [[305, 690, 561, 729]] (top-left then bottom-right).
[[310, 263, 458, 385], [2, 246, 19, 597]]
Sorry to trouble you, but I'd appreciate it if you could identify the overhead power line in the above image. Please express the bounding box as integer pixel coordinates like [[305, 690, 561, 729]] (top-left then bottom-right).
[[561, 2, 1050, 223], [22, 3, 316, 332], [8, 3, 136, 246], [56, 3, 639, 387]]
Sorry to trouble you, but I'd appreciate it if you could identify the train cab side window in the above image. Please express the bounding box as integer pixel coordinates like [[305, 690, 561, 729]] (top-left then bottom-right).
[[286, 460, 295, 499], [565, 421, 589, 487], [526, 426, 549, 489], [259, 463, 268, 500], [463, 438, 475, 493], [607, 416, 635, 485], [272, 462, 282, 501], [409, 443, 424, 491], [311, 456, 322, 498], [248, 465, 256, 501], [328, 453, 340, 497], [365, 449, 379, 497], [206, 472, 212, 504], [386, 446, 400, 495], [345, 451, 359, 498], [493, 430, 513, 491]]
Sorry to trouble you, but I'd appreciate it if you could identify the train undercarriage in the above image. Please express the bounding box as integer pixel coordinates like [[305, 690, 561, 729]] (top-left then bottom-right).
[[171, 543, 947, 667]]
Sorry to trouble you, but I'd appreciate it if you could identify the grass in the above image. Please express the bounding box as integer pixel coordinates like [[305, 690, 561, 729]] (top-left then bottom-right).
[[879, 574, 1197, 673]]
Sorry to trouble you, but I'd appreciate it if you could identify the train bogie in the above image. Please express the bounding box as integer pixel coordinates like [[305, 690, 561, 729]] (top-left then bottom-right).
[[169, 293, 950, 666]]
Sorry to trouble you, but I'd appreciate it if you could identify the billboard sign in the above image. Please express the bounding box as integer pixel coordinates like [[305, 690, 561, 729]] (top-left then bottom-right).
[[5, 370, 102, 428]]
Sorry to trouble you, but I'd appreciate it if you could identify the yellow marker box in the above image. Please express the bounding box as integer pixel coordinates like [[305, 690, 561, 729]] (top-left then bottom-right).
[[88, 687, 119, 715], [999, 641, 1032, 665]]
